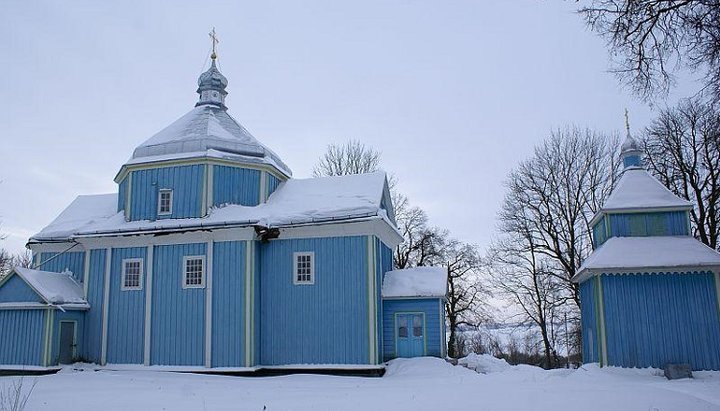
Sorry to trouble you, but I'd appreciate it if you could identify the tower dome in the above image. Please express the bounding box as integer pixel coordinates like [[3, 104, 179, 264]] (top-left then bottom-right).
[[196, 59, 228, 109], [620, 110, 643, 168]]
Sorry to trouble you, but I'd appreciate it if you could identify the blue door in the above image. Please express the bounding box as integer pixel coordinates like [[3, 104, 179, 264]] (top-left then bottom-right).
[[396, 313, 425, 357]]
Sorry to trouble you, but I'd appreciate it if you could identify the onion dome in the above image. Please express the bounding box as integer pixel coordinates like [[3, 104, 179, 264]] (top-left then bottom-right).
[[196, 59, 228, 109], [620, 110, 643, 168]]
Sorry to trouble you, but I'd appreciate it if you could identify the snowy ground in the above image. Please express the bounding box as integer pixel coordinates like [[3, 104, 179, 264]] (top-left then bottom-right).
[[2, 357, 719, 411]]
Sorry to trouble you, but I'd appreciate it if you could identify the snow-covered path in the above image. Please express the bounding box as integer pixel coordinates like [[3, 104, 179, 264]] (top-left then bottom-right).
[[3, 358, 719, 411]]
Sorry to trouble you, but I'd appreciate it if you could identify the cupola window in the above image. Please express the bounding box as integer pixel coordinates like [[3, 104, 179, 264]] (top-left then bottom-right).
[[158, 189, 173, 215]]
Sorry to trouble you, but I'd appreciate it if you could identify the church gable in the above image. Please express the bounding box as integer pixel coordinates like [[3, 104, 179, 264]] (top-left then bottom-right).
[[0, 274, 45, 304]]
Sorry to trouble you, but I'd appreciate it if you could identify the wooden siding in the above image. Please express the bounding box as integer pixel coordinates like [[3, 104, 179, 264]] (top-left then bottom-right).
[[259, 236, 370, 365], [38, 251, 85, 283], [211, 241, 246, 367], [0, 310, 46, 366], [117, 177, 128, 212], [129, 165, 204, 221], [212, 165, 261, 207], [51, 310, 85, 365], [0, 275, 43, 303], [107, 247, 146, 364], [601, 272, 720, 370], [579, 279, 599, 363], [151, 243, 206, 366], [84, 249, 106, 363], [382, 298, 443, 361], [607, 211, 689, 238], [375, 238, 393, 362], [267, 173, 281, 198]]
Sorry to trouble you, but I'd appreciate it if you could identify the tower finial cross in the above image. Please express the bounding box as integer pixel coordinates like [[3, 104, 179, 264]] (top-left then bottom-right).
[[209, 27, 219, 60], [624, 108, 631, 136]]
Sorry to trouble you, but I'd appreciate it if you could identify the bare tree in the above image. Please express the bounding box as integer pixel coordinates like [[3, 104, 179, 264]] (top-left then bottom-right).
[[442, 240, 486, 358], [644, 98, 720, 249], [312, 139, 382, 177], [488, 190, 566, 369], [0, 249, 11, 279], [578, 0, 720, 103], [503, 127, 620, 307]]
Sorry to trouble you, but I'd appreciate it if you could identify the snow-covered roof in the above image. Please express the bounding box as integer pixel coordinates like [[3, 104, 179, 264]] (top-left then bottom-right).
[[11, 267, 88, 307], [574, 236, 720, 282], [382, 266, 448, 298], [33, 194, 119, 241], [126, 105, 291, 177], [601, 169, 691, 212], [31, 172, 396, 241]]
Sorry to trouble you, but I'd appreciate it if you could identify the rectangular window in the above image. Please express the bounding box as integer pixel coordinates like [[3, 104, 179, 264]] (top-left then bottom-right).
[[412, 315, 423, 337], [121, 258, 143, 291], [183, 256, 205, 288], [293, 252, 314, 285], [158, 189, 173, 215]]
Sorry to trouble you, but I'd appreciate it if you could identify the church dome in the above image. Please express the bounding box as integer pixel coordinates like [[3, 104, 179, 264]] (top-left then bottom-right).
[[119, 57, 292, 178], [621, 135, 640, 153]]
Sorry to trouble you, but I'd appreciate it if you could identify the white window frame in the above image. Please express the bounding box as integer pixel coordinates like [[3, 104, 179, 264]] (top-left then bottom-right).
[[158, 189, 173, 215], [182, 255, 206, 289], [293, 252, 315, 285], [121, 258, 144, 291]]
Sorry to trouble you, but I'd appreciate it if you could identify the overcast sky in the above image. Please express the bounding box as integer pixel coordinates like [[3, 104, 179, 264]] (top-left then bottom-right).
[[0, 1, 695, 255]]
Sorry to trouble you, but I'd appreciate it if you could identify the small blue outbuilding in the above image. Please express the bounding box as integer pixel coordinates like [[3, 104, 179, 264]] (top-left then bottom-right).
[[381, 267, 448, 360], [574, 132, 720, 370]]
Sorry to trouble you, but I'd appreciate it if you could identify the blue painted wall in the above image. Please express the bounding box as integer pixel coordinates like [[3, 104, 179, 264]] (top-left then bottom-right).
[[213, 165, 261, 207], [0, 275, 43, 303], [51, 310, 85, 365], [38, 251, 85, 283], [601, 272, 720, 370], [118, 177, 128, 212], [267, 174, 281, 198], [129, 165, 204, 221], [382, 298, 444, 361], [211, 241, 246, 367], [151, 243, 206, 366], [84, 249, 106, 363], [259, 236, 369, 365], [106, 247, 146, 364], [0, 310, 46, 366], [579, 279, 599, 363], [623, 155, 641, 168], [375, 238, 393, 362], [607, 211, 689, 238]]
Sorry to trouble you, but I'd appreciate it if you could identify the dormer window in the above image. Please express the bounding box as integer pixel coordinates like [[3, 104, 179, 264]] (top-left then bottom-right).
[[158, 189, 173, 215]]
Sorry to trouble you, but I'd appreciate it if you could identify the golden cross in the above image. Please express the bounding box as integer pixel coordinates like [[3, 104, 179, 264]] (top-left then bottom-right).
[[624, 108, 630, 135], [209, 27, 219, 60]]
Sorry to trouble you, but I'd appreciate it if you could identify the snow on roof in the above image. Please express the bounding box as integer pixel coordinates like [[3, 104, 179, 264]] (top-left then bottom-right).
[[12, 267, 87, 306], [32, 194, 118, 241], [575, 236, 720, 282], [128, 105, 291, 176], [382, 266, 448, 298], [31, 172, 395, 241], [602, 169, 691, 211]]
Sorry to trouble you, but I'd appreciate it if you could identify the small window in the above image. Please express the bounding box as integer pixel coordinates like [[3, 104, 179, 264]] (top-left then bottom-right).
[[398, 316, 408, 338], [158, 189, 173, 215], [412, 315, 423, 337], [293, 252, 314, 285], [183, 256, 205, 288], [121, 258, 143, 291]]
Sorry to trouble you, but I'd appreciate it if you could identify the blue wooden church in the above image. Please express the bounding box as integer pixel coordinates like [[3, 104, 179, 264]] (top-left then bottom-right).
[[574, 131, 720, 370], [0, 51, 447, 370]]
